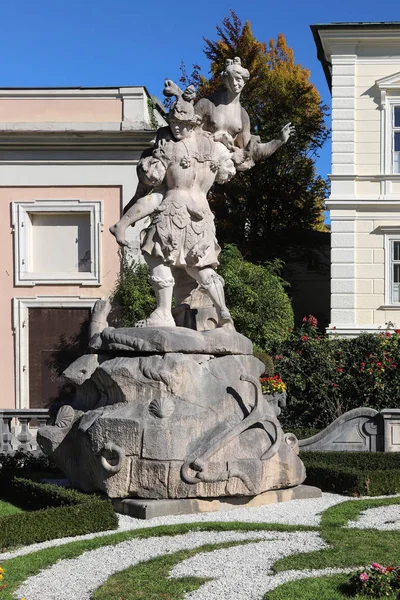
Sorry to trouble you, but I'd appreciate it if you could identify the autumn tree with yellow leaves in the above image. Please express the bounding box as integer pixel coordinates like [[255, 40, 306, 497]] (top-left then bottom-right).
[[180, 11, 330, 262]]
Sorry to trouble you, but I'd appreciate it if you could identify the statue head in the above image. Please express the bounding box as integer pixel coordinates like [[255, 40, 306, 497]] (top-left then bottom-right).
[[164, 80, 202, 139], [221, 57, 250, 95]]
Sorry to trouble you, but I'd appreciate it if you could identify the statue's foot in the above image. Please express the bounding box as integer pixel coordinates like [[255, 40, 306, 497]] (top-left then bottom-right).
[[109, 224, 130, 248], [136, 310, 176, 328], [219, 309, 235, 331]]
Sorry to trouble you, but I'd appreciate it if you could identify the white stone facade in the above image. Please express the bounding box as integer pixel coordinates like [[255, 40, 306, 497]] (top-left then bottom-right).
[[313, 23, 400, 335]]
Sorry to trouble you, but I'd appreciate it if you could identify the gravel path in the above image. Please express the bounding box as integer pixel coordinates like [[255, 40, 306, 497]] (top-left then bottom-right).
[[1, 493, 345, 561], [9, 493, 400, 600], [172, 541, 352, 600], [348, 504, 400, 530], [16, 530, 327, 600]]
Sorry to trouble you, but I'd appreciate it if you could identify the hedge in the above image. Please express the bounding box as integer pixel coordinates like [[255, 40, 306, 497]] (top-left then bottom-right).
[[301, 452, 400, 496], [0, 477, 118, 549], [0, 450, 58, 474]]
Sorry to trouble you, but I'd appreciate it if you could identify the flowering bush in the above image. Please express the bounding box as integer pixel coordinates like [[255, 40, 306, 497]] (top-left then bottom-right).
[[349, 562, 400, 597], [272, 315, 400, 429], [260, 375, 286, 394]]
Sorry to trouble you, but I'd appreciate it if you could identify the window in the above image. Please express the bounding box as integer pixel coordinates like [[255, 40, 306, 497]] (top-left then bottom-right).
[[383, 230, 400, 306], [393, 106, 400, 174], [390, 239, 400, 303], [12, 199, 102, 286]]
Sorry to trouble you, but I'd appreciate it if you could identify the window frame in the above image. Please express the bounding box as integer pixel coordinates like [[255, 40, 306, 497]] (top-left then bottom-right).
[[12, 199, 103, 286], [384, 230, 400, 305], [392, 105, 400, 174]]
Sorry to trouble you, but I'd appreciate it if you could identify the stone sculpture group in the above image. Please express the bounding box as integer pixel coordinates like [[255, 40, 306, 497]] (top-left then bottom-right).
[[38, 59, 306, 502]]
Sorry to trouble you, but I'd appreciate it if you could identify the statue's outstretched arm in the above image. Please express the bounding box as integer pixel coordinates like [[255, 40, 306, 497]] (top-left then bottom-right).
[[252, 122, 295, 161]]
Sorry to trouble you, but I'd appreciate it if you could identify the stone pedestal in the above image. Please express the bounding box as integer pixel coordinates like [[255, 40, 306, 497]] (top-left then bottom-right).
[[38, 327, 306, 499], [113, 485, 322, 519]]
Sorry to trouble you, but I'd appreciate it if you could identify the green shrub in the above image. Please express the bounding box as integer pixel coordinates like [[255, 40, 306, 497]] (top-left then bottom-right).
[[0, 477, 118, 549], [253, 347, 275, 376], [303, 464, 400, 497], [273, 317, 400, 430], [0, 450, 59, 475], [111, 244, 294, 353], [300, 451, 400, 470], [111, 249, 156, 326], [301, 452, 400, 496], [218, 244, 294, 351]]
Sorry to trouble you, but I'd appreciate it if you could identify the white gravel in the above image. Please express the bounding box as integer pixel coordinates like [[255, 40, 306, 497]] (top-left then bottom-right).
[[1, 493, 345, 561], [172, 540, 352, 600], [9, 493, 400, 600], [348, 504, 400, 530], [16, 530, 327, 600]]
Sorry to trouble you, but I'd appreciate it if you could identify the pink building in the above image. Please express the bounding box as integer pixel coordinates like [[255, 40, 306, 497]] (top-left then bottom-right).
[[0, 86, 165, 421]]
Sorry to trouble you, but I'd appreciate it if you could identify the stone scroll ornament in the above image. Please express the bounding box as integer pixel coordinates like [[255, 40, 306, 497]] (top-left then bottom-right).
[[37, 59, 304, 501]]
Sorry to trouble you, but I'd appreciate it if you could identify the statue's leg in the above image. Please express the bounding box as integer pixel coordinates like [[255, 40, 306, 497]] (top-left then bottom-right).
[[184, 266, 234, 329], [110, 192, 163, 247], [136, 255, 176, 327]]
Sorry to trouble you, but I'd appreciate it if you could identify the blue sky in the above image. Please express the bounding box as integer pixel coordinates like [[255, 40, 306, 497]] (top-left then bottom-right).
[[0, 0, 397, 210]]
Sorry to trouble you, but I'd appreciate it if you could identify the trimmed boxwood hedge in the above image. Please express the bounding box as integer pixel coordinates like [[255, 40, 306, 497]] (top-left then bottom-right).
[[301, 451, 400, 496], [0, 477, 118, 549]]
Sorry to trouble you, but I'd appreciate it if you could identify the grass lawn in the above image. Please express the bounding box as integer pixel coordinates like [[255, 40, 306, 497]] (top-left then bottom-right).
[[1, 497, 400, 599], [0, 500, 22, 518]]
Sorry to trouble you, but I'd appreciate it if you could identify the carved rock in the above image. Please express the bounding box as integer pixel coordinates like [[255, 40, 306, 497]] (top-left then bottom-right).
[[38, 331, 305, 499]]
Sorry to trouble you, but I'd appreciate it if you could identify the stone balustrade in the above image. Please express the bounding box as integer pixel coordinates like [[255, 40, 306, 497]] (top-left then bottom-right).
[[0, 409, 50, 454]]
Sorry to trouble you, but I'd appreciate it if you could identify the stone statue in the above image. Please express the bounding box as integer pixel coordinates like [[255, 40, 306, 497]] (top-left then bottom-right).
[[38, 59, 307, 507], [110, 59, 294, 330]]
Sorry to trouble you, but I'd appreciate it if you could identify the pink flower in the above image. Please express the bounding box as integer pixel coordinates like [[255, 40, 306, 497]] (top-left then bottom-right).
[[302, 336, 308, 341], [359, 572, 369, 582], [372, 562, 384, 571]]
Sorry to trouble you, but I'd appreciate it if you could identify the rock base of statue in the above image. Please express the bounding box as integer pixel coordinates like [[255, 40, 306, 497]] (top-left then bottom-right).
[[113, 484, 321, 519], [37, 326, 305, 499]]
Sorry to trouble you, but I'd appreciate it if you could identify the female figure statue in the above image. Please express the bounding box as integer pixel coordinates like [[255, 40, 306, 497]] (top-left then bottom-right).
[[196, 57, 294, 168]]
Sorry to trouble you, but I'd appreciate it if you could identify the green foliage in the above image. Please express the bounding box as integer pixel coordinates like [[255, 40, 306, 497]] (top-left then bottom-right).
[[147, 97, 159, 130], [218, 244, 293, 351], [0, 477, 118, 549], [273, 317, 400, 429], [187, 11, 330, 262], [301, 453, 400, 496], [0, 501, 21, 518], [111, 249, 156, 326], [300, 451, 400, 470], [253, 347, 274, 376], [0, 450, 59, 475], [349, 564, 400, 598]]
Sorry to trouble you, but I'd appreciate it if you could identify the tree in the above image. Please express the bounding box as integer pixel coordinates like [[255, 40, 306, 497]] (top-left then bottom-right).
[[181, 11, 330, 262]]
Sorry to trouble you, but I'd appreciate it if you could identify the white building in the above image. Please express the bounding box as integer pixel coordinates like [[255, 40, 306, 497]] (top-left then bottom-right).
[[312, 22, 400, 335]]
